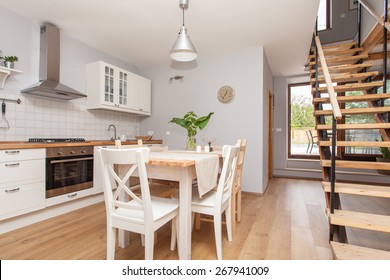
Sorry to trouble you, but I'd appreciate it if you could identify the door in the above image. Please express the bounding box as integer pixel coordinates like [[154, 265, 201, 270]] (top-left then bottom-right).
[[268, 90, 274, 181]]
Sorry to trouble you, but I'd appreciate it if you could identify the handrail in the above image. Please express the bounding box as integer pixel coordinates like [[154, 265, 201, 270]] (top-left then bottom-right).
[[357, 0, 390, 32], [314, 35, 343, 120]]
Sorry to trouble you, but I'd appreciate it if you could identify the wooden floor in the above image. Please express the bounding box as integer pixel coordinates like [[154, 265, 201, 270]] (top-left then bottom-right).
[[0, 178, 388, 260]]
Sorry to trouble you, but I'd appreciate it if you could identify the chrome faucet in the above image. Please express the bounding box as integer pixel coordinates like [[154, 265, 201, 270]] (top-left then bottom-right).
[[108, 124, 117, 141]]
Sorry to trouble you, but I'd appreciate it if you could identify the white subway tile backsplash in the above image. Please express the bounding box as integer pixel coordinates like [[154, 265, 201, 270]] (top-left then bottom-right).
[[0, 95, 139, 141]]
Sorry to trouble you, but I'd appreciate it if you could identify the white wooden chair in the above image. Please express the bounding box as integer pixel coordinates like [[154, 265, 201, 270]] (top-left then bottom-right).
[[191, 145, 240, 260], [97, 147, 179, 260], [231, 139, 247, 236]]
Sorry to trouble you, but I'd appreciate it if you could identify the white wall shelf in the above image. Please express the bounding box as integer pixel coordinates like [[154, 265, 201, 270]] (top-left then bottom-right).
[[0, 66, 22, 89]]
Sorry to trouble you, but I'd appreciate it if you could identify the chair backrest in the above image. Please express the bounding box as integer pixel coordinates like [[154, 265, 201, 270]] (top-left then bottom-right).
[[149, 146, 168, 152], [234, 139, 247, 188], [305, 130, 317, 144], [215, 145, 240, 210], [97, 147, 153, 223], [115, 139, 144, 149]]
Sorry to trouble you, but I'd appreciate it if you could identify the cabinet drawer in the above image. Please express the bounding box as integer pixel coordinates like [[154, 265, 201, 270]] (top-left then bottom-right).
[[0, 159, 45, 185], [0, 148, 45, 162], [0, 182, 45, 220]]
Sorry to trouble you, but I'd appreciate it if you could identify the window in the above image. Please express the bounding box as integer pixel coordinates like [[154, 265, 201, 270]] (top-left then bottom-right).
[[288, 83, 319, 158], [317, 0, 331, 31]]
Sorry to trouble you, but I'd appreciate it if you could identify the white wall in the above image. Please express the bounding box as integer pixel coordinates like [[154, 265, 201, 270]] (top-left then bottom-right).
[[262, 52, 274, 190], [139, 47, 266, 194], [0, 6, 140, 141]]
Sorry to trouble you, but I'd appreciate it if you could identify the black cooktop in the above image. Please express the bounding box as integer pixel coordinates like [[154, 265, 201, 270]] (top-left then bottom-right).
[[28, 138, 86, 143]]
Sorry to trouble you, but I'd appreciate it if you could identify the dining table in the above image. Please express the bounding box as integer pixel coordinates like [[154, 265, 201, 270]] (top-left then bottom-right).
[[117, 150, 221, 260]]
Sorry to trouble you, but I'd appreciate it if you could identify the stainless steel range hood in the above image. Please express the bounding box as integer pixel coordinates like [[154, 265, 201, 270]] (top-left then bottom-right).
[[21, 23, 87, 100]]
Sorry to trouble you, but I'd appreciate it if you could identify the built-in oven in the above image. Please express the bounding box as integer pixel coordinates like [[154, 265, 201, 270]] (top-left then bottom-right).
[[28, 138, 94, 198], [45, 146, 94, 198]]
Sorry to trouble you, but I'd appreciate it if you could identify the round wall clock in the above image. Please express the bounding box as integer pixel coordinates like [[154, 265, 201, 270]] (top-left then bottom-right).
[[217, 85, 234, 103]]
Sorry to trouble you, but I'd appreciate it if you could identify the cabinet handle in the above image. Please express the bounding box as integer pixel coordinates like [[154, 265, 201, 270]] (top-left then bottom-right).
[[5, 187, 20, 193], [5, 163, 20, 167], [5, 150, 20, 155], [68, 193, 78, 198]]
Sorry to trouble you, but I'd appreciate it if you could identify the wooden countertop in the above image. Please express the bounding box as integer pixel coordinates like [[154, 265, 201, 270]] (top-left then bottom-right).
[[0, 140, 163, 150]]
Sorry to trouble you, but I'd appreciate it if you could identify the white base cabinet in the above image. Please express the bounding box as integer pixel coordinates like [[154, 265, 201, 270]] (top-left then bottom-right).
[[0, 149, 45, 220], [86, 61, 151, 116]]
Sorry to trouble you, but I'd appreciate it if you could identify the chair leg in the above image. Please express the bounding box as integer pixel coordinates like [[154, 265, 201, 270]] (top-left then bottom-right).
[[213, 214, 223, 260], [195, 213, 201, 230], [144, 232, 154, 260], [107, 227, 116, 260], [231, 190, 237, 236], [170, 218, 177, 251], [191, 212, 195, 231], [237, 187, 242, 223], [141, 232, 158, 246], [225, 206, 233, 242]]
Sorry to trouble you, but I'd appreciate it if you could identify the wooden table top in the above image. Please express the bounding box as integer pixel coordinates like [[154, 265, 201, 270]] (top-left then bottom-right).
[[148, 151, 221, 168]]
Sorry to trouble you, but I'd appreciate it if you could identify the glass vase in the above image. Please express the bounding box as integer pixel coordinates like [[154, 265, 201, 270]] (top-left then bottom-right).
[[186, 136, 196, 150]]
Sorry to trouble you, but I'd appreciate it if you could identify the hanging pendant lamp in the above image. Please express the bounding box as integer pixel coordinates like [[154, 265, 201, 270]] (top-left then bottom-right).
[[170, 0, 197, 62]]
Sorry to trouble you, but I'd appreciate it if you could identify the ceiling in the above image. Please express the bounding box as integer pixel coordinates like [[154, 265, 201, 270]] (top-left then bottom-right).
[[0, 0, 320, 76]]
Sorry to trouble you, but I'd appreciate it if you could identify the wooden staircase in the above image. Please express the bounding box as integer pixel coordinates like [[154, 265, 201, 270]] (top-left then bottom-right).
[[309, 39, 390, 260]]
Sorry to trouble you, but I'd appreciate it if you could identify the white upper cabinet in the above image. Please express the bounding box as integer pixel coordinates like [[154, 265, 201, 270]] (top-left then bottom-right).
[[86, 61, 151, 116]]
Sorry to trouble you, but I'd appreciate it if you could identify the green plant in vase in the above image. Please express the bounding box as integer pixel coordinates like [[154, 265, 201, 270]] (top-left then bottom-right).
[[169, 111, 214, 150], [1, 55, 18, 68]]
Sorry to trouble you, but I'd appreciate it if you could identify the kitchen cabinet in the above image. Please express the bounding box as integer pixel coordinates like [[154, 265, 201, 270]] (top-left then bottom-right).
[[127, 71, 151, 114], [0, 149, 45, 220], [86, 61, 151, 116]]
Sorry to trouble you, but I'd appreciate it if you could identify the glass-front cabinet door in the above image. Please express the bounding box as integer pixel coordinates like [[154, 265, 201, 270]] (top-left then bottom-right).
[[119, 71, 128, 107], [104, 65, 115, 105]]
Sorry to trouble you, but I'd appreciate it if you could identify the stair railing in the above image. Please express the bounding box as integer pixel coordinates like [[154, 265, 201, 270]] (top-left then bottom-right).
[[313, 35, 342, 221]]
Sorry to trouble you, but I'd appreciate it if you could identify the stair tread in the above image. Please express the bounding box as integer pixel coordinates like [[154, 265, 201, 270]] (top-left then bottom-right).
[[313, 93, 390, 104], [329, 209, 390, 233], [309, 54, 369, 66], [310, 71, 380, 83], [310, 63, 374, 74], [318, 41, 358, 51], [322, 181, 390, 198], [330, 241, 390, 260], [319, 140, 390, 147], [312, 81, 384, 93], [314, 106, 390, 116], [317, 123, 390, 130], [321, 160, 390, 171], [309, 47, 364, 59]]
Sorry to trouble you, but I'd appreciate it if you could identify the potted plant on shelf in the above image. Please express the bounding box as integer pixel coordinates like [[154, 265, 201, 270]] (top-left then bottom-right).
[[376, 136, 390, 175], [169, 111, 214, 150], [1, 56, 18, 69]]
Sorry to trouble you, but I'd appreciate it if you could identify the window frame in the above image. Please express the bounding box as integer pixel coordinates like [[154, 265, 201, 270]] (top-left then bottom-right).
[[288, 82, 320, 160]]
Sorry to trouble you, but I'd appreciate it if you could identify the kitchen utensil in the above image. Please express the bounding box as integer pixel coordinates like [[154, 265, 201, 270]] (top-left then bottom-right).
[[0, 100, 10, 129]]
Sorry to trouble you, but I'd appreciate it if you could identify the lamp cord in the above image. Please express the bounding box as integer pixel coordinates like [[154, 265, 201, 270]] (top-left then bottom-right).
[[182, 7, 185, 26]]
